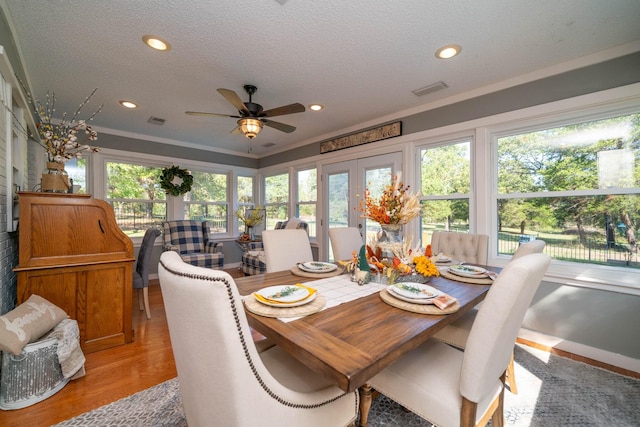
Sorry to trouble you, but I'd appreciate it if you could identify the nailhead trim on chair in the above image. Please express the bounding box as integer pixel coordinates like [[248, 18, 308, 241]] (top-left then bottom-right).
[[159, 260, 357, 410]]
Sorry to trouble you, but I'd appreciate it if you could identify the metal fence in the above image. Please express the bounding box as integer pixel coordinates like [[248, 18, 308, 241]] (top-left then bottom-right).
[[498, 232, 638, 268]]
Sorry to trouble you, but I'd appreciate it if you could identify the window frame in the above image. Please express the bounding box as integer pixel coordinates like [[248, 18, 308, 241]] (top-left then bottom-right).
[[295, 167, 317, 238], [417, 136, 474, 246], [103, 157, 168, 238], [263, 171, 290, 229], [488, 101, 640, 293], [183, 169, 230, 236]]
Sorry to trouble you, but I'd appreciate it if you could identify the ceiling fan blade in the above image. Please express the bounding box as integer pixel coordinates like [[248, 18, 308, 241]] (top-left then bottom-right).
[[263, 119, 296, 133], [185, 111, 240, 118], [231, 126, 243, 135], [262, 103, 305, 118], [217, 88, 250, 115]]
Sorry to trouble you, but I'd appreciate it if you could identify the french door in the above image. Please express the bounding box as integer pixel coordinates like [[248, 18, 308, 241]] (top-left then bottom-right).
[[322, 152, 402, 260]]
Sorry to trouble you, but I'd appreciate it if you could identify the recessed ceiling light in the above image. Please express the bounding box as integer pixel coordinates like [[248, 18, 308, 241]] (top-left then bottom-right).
[[435, 44, 461, 59], [142, 35, 171, 51], [119, 100, 138, 109], [309, 104, 323, 111]]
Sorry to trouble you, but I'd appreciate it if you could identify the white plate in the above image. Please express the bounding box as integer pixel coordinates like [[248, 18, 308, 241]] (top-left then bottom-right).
[[386, 286, 437, 305], [256, 285, 310, 303], [254, 291, 317, 307], [388, 283, 440, 300], [298, 261, 338, 273], [448, 264, 488, 278]]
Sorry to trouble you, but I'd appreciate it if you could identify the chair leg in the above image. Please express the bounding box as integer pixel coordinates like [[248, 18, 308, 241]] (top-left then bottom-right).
[[138, 288, 144, 311], [506, 352, 518, 394], [460, 398, 477, 427], [358, 383, 374, 427], [142, 287, 151, 319]]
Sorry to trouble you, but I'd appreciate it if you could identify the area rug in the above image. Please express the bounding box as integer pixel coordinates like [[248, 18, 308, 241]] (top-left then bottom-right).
[[54, 344, 640, 426]]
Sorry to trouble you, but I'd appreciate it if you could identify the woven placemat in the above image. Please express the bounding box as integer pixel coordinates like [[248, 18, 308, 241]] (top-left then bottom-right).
[[379, 289, 459, 315], [244, 294, 327, 318], [290, 265, 345, 278], [440, 269, 494, 285]]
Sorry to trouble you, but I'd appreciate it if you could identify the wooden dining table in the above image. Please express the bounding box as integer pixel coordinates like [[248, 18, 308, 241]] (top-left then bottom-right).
[[235, 266, 499, 426]]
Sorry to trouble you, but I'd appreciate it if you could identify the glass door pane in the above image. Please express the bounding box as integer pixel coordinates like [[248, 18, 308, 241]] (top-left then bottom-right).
[[322, 153, 402, 260]]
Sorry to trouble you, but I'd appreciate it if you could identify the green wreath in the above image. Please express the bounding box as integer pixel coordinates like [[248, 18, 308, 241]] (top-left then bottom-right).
[[160, 165, 193, 196]]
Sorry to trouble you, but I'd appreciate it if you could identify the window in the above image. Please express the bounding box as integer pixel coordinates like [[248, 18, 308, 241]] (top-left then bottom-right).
[[495, 112, 640, 269], [64, 158, 88, 194], [296, 168, 317, 237], [185, 171, 228, 234], [106, 161, 166, 237], [236, 175, 255, 234], [419, 140, 472, 245], [265, 172, 289, 228]]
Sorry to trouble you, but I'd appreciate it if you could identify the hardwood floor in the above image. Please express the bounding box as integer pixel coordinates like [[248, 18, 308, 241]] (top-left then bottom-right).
[[0, 279, 179, 427]]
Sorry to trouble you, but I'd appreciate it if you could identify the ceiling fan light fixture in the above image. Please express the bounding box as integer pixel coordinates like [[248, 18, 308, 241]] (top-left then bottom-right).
[[435, 44, 461, 59], [238, 118, 263, 139], [142, 35, 171, 51]]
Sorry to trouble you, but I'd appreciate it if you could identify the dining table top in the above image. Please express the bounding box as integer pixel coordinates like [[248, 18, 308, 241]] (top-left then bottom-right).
[[235, 266, 499, 393]]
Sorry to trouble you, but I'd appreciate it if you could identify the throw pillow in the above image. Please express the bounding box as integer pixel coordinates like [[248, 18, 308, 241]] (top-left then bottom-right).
[[0, 294, 69, 355]]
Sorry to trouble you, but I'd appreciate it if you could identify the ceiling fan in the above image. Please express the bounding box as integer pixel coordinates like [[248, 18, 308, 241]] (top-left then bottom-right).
[[186, 85, 305, 139]]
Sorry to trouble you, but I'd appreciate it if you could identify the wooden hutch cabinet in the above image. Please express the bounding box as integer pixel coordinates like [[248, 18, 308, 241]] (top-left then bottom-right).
[[14, 192, 135, 353]]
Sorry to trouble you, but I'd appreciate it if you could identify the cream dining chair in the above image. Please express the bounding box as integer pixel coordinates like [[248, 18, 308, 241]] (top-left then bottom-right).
[[433, 239, 546, 394], [262, 228, 313, 273], [329, 227, 364, 262], [430, 231, 489, 264], [158, 251, 358, 427], [368, 253, 550, 427]]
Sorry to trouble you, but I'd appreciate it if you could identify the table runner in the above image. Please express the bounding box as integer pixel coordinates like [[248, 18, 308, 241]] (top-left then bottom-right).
[[244, 275, 387, 322]]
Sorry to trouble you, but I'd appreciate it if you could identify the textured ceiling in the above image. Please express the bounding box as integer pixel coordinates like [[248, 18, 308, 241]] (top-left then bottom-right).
[[2, 0, 640, 157]]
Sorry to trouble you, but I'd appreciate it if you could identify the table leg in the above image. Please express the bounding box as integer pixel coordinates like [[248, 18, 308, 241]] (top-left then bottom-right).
[[358, 383, 373, 427]]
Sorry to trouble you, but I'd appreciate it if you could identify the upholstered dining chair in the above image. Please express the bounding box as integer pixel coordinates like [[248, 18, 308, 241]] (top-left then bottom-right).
[[133, 227, 161, 319], [241, 219, 309, 275], [368, 253, 550, 427], [433, 239, 547, 394], [262, 228, 314, 273], [158, 251, 357, 427], [329, 227, 364, 262], [162, 220, 224, 269], [430, 231, 489, 265]]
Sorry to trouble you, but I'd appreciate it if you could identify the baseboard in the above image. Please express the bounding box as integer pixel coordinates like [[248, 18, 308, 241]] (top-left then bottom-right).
[[517, 328, 640, 379]]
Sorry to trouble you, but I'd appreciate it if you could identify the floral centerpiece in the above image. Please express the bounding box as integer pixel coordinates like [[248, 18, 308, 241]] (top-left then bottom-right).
[[235, 206, 265, 240], [340, 238, 440, 285], [360, 175, 421, 225], [373, 238, 440, 284]]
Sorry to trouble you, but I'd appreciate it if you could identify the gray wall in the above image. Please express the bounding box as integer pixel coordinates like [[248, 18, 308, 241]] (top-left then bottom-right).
[[259, 52, 640, 168]]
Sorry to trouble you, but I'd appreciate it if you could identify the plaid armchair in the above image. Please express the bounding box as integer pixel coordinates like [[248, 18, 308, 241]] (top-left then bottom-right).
[[163, 220, 224, 269], [241, 220, 308, 275]]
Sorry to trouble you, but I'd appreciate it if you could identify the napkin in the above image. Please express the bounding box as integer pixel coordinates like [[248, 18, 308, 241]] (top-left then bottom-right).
[[432, 293, 457, 310]]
